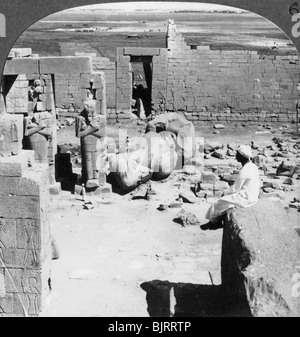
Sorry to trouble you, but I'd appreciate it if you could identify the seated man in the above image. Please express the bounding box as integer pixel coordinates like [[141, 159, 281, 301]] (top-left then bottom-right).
[[201, 145, 261, 230]]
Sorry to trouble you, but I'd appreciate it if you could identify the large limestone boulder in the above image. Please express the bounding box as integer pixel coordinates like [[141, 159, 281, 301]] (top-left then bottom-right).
[[221, 200, 299, 317]]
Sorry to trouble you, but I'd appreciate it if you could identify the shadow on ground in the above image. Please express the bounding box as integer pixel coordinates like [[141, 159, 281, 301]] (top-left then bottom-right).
[[140, 280, 225, 317]]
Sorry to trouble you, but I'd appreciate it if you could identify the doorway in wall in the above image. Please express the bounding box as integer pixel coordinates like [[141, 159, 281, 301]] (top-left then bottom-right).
[[131, 56, 152, 118]]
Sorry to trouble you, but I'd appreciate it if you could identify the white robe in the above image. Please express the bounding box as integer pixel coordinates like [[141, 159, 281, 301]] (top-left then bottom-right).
[[206, 161, 261, 222]]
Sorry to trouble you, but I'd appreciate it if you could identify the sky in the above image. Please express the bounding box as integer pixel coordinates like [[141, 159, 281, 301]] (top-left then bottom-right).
[[67, 2, 245, 12]]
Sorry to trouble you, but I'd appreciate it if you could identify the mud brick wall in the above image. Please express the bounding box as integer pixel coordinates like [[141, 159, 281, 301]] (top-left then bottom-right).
[[165, 21, 300, 123], [0, 119, 52, 316], [221, 200, 299, 317]]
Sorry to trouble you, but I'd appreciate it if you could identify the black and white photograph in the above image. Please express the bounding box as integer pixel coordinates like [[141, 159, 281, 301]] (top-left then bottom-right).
[[0, 0, 299, 320]]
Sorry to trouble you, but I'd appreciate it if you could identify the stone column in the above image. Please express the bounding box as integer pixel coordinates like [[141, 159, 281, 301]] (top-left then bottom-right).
[[0, 114, 52, 317]]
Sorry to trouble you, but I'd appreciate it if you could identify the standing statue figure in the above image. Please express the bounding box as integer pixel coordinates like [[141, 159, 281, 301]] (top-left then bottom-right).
[[25, 111, 52, 164], [75, 99, 107, 189]]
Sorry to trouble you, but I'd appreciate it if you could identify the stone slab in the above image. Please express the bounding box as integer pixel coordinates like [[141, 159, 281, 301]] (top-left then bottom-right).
[[0, 195, 40, 219], [0, 114, 23, 157], [0, 150, 35, 177], [0, 163, 48, 196], [39, 56, 92, 74], [4, 57, 39, 75], [222, 200, 299, 317], [124, 47, 160, 56]]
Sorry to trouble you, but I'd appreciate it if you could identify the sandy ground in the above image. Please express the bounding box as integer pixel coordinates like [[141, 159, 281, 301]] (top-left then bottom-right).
[[40, 121, 300, 317], [41, 181, 222, 317]]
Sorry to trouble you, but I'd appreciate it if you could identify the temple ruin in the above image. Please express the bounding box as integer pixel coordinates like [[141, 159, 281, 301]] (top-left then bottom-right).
[[0, 19, 299, 316]]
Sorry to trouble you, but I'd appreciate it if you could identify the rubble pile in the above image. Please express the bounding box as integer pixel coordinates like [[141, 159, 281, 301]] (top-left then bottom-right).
[[198, 135, 300, 208]]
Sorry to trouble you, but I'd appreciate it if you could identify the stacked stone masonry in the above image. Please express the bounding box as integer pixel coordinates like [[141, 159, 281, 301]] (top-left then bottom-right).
[[0, 114, 52, 317], [3, 21, 300, 124], [165, 21, 300, 123]]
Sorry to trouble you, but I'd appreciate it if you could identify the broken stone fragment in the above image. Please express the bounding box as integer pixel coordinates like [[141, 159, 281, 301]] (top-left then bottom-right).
[[213, 180, 230, 191], [202, 171, 217, 184], [84, 201, 95, 210], [289, 203, 300, 209], [196, 191, 207, 198], [211, 149, 226, 159], [130, 183, 149, 200], [263, 187, 275, 193], [283, 178, 294, 185], [227, 143, 237, 151], [182, 165, 199, 175], [168, 201, 182, 208], [179, 191, 198, 203], [158, 204, 168, 211], [251, 141, 259, 150], [213, 124, 225, 129], [176, 209, 200, 227], [200, 183, 214, 191], [227, 149, 236, 157], [214, 190, 223, 198], [204, 141, 223, 153]]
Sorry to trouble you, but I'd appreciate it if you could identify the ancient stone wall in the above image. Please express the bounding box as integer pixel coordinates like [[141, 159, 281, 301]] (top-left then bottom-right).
[[5, 20, 299, 124], [0, 114, 52, 317], [165, 21, 299, 123], [221, 200, 299, 317]]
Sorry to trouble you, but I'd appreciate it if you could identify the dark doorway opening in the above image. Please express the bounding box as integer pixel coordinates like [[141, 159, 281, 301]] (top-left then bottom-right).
[[131, 56, 152, 118]]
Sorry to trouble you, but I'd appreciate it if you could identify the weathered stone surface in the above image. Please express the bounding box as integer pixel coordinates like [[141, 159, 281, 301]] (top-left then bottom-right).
[[39, 56, 92, 74], [202, 171, 217, 184], [0, 114, 23, 157], [0, 150, 35, 177], [214, 124, 225, 129], [179, 190, 198, 204], [0, 160, 51, 317], [221, 200, 299, 317], [176, 209, 200, 227], [4, 57, 39, 75], [0, 196, 40, 219], [0, 164, 48, 196], [213, 180, 230, 191], [212, 149, 226, 160]]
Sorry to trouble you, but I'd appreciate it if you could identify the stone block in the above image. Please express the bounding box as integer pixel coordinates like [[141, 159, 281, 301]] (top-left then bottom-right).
[[4, 57, 39, 75], [200, 183, 214, 191], [0, 196, 40, 219], [8, 48, 32, 58], [39, 56, 92, 74], [123, 47, 160, 56], [0, 163, 48, 196], [202, 171, 217, 184], [214, 180, 230, 191], [0, 150, 35, 177], [94, 183, 112, 199], [0, 114, 23, 157], [49, 182, 61, 195], [222, 200, 299, 317]]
